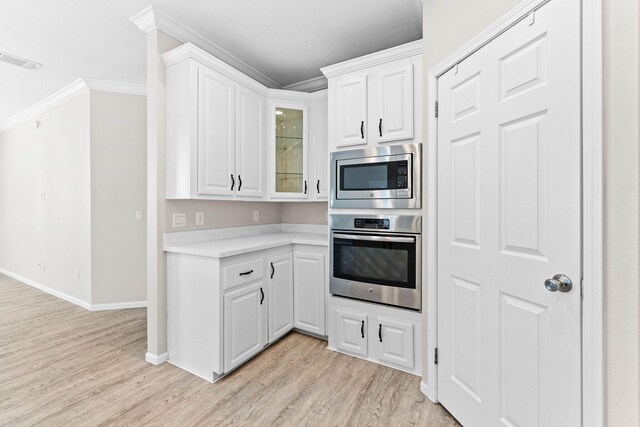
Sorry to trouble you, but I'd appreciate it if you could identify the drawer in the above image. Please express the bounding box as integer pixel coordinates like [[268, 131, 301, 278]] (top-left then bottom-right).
[[223, 258, 263, 290]]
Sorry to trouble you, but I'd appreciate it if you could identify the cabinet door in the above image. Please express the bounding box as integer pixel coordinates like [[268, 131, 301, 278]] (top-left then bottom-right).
[[335, 309, 367, 358], [268, 253, 294, 342], [370, 316, 414, 370], [369, 64, 414, 144], [198, 67, 236, 196], [335, 75, 367, 147], [236, 86, 266, 199], [270, 101, 309, 199], [293, 253, 326, 335], [223, 282, 265, 372], [311, 98, 329, 200]]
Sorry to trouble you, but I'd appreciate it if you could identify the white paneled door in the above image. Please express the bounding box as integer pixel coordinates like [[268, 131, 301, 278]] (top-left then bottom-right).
[[437, 1, 581, 426]]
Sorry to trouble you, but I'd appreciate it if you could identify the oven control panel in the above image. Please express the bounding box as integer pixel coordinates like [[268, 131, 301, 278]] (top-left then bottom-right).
[[354, 218, 390, 230]]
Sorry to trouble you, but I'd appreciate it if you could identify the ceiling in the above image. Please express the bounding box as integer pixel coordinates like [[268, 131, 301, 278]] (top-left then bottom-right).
[[0, 0, 422, 125]]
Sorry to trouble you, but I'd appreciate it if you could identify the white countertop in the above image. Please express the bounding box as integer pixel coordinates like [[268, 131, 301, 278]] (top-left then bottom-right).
[[163, 224, 328, 258]]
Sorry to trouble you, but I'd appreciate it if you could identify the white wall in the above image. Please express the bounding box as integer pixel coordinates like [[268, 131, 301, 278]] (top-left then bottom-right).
[[603, 0, 639, 424], [0, 92, 92, 305], [90, 91, 147, 305]]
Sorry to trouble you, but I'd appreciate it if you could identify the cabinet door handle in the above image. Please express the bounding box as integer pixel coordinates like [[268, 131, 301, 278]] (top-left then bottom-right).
[[317, 180, 320, 194], [360, 121, 364, 139], [270, 262, 275, 279], [239, 270, 253, 276], [378, 323, 382, 342], [238, 175, 242, 191], [379, 118, 382, 137], [230, 174, 235, 191], [260, 287, 264, 305], [361, 320, 365, 339], [304, 180, 307, 194]]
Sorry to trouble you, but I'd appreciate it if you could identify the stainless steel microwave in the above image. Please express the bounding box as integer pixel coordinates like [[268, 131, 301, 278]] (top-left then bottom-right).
[[330, 143, 422, 209]]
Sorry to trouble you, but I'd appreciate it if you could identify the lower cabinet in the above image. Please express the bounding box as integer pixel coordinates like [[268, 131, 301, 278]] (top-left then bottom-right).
[[167, 244, 327, 382], [329, 298, 421, 375], [268, 253, 294, 342], [293, 252, 326, 336], [224, 281, 267, 372]]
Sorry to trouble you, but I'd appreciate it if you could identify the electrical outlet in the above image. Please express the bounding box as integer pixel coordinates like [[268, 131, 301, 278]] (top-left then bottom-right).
[[253, 210, 260, 222], [195, 212, 205, 226], [173, 213, 186, 227], [135, 211, 143, 221]]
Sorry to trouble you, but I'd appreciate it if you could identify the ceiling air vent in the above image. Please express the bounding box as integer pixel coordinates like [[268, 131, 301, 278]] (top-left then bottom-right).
[[0, 51, 41, 70]]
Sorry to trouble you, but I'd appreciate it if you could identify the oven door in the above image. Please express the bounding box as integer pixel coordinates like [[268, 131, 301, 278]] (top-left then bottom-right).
[[330, 231, 422, 311]]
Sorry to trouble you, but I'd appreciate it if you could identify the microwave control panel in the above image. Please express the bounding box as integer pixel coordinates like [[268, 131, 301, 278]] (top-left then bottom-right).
[[354, 218, 391, 230], [397, 161, 409, 189]]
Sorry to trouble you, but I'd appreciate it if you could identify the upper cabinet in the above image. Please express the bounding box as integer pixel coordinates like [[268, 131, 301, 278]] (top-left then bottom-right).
[[164, 43, 327, 202], [322, 40, 422, 151]]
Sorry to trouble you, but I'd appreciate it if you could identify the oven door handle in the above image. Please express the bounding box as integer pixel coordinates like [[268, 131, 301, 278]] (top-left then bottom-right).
[[332, 233, 415, 244]]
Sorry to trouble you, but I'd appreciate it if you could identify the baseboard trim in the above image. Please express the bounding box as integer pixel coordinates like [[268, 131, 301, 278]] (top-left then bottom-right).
[[421, 380, 438, 403], [90, 301, 147, 311], [146, 352, 168, 365], [0, 267, 91, 310], [0, 268, 147, 312]]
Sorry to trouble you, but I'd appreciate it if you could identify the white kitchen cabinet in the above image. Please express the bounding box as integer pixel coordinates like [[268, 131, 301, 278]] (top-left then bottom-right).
[[164, 48, 267, 201], [309, 97, 329, 200], [268, 253, 294, 342], [197, 67, 236, 196], [224, 281, 267, 372], [322, 40, 422, 151], [293, 252, 326, 336], [334, 75, 367, 147], [369, 316, 414, 371], [334, 308, 368, 358], [328, 296, 421, 375], [235, 85, 266, 198], [167, 233, 328, 382], [368, 63, 414, 144]]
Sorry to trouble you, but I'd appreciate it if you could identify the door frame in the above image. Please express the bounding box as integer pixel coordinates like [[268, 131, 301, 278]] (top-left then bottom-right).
[[422, 0, 604, 425]]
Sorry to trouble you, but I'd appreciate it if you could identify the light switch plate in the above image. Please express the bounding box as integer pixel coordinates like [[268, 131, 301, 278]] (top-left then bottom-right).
[[173, 213, 186, 227], [136, 211, 143, 221], [195, 212, 205, 226], [253, 210, 260, 222]]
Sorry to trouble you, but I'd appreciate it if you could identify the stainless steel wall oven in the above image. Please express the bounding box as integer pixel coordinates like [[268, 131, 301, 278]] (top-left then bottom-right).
[[330, 214, 422, 311]]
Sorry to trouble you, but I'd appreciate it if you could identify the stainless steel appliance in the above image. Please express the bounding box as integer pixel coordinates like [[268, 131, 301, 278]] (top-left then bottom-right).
[[330, 143, 422, 209], [330, 214, 422, 311]]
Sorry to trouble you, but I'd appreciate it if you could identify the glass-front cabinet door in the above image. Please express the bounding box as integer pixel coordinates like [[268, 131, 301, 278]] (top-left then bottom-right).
[[270, 101, 309, 199]]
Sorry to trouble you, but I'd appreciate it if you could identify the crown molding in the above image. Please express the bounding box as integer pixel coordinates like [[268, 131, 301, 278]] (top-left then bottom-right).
[[0, 79, 88, 134], [321, 39, 423, 79], [84, 79, 146, 96], [282, 75, 328, 92], [163, 43, 270, 97], [0, 78, 147, 134], [130, 5, 282, 89]]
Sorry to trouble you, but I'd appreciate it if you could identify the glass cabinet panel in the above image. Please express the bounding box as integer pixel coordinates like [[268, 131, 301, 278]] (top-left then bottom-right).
[[275, 107, 304, 193]]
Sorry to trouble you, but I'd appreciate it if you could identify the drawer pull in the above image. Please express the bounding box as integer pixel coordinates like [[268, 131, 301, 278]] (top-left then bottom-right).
[[239, 270, 254, 276]]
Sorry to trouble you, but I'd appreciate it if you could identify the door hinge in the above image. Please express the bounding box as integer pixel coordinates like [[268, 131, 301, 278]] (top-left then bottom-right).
[[434, 101, 439, 118], [434, 348, 438, 364]]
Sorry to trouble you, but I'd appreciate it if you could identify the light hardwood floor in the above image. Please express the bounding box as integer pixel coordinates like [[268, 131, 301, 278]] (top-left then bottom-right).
[[0, 273, 458, 426]]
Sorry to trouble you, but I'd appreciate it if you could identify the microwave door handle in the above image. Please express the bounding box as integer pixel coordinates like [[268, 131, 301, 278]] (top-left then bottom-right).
[[332, 233, 415, 244]]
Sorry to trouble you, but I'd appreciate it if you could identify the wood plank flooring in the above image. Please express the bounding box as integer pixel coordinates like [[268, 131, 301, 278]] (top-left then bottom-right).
[[0, 273, 458, 426]]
